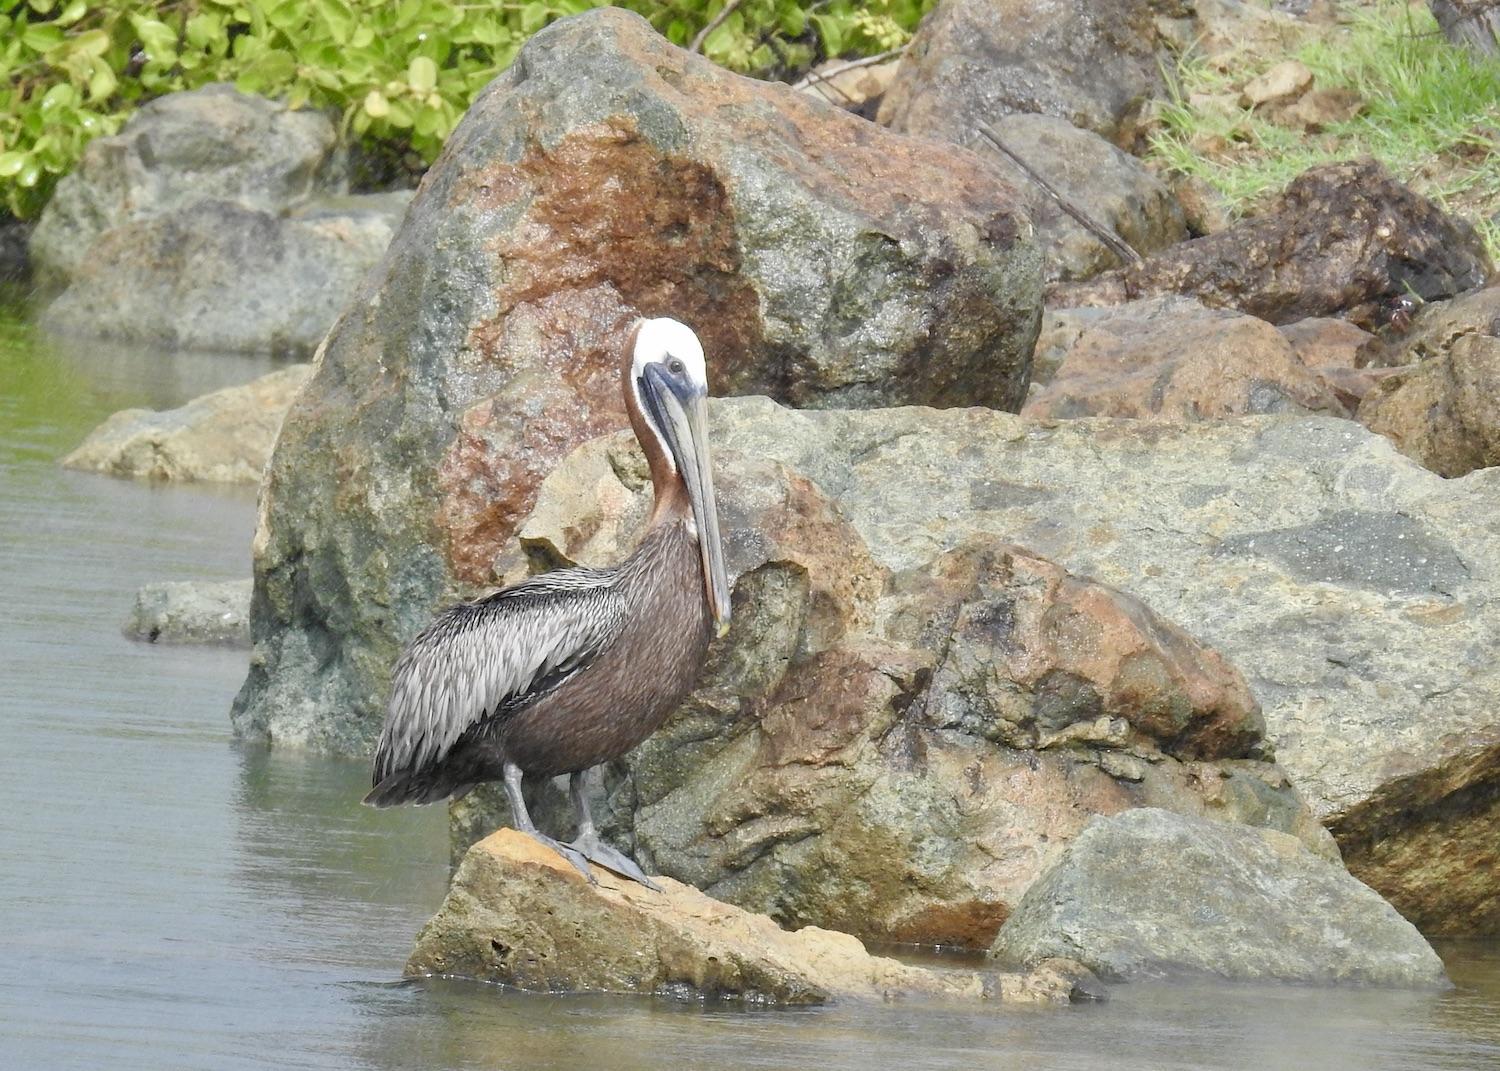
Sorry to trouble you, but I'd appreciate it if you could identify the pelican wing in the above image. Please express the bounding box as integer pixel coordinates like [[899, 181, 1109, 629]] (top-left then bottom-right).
[[370, 568, 627, 791]]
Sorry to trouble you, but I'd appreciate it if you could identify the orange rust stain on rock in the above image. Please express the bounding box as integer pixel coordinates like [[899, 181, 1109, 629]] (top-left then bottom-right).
[[884, 901, 1011, 951], [436, 120, 766, 585]]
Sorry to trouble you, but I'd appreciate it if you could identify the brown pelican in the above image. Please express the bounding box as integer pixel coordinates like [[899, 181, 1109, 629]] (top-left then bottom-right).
[[364, 317, 731, 889]]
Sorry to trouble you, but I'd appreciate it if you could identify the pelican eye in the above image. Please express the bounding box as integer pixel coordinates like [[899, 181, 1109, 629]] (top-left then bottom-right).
[[667, 357, 686, 376]]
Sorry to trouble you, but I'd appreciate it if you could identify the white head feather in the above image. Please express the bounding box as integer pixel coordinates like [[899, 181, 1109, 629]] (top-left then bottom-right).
[[632, 317, 707, 390]]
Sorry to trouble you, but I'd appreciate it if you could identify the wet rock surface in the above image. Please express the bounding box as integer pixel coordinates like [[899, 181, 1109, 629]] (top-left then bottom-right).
[[990, 809, 1450, 987], [879, 0, 1164, 149], [408, 829, 1099, 1005], [233, 8, 1040, 753], [125, 580, 252, 647], [979, 114, 1188, 282], [457, 398, 1500, 938], [1022, 297, 1347, 420], [62, 364, 311, 483], [1050, 161, 1492, 328]]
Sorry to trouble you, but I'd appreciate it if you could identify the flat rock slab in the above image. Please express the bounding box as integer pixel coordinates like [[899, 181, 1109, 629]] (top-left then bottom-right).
[[62, 364, 311, 483], [990, 809, 1449, 988], [126, 580, 251, 646], [407, 829, 1098, 1005]]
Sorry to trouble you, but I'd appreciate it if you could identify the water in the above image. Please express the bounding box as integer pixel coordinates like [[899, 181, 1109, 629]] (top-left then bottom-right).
[[1, 312, 1497, 1071]]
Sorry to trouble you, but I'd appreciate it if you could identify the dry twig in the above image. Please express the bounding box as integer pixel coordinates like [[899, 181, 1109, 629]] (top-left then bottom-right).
[[690, 0, 745, 54]]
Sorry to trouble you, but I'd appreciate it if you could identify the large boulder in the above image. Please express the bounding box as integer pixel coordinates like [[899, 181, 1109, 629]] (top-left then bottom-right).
[[61, 364, 312, 483], [232, 9, 1041, 753], [466, 398, 1500, 938], [878, 0, 1164, 149], [30, 84, 343, 288], [452, 408, 1333, 949], [1050, 161, 1492, 328], [989, 809, 1449, 987], [407, 828, 1099, 1005], [40, 198, 404, 357], [978, 114, 1188, 282], [1022, 297, 1348, 420]]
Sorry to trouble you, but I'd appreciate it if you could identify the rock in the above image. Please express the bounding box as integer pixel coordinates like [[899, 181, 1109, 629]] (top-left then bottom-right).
[[1191, 0, 1311, 61], [1358, 333, 1500, 477], [798, 59, 901, 116], [1273, 87, 1365, 132], [1172, 174, 1234, 236], [1277, 316, 1394, 411], [232, 8, 1040, 753], [61, 364, 312, 483], [1049, 161, 1492, 328], [452, 408, 1333, 949], [40, 197, 404, 357], [980, 114, 1188, 282], [1395, 286, 1500, 364], [465, 398, 1500, 937], [407, 828, 1099, 1004], [1022, 297, 1348, 420], [125, 580, 252, 646], [877, 0, 1164, 150], [990, 809, 1450, 987], [30, 84, 343, 288], [0, 216, 31, 286], [1240, 60, 1314, 107]]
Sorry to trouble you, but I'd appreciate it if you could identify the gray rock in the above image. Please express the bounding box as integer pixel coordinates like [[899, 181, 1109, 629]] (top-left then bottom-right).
[[30, 84, 343, 288], [40, 199, 400, 357], [476, 399, 1500, 936], [990, 808, 1449, 987], [126, 580, 252, 646], [62, 364, 312, 482], [232, 8, 1040, 754], [980, 114, 1188, 282], [879, 0, 1165, 150]]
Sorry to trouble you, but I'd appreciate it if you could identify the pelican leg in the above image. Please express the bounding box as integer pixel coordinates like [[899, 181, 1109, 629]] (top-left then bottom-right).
[[503, 759, 595, 884], [565, 767, 662, 892]]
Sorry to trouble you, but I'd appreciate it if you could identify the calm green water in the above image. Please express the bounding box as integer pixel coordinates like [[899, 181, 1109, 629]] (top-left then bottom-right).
[[1, 311, 1498, 1070]]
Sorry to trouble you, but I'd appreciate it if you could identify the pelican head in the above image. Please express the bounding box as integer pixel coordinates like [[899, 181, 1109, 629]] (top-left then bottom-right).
[[628, 317, 731, 635]]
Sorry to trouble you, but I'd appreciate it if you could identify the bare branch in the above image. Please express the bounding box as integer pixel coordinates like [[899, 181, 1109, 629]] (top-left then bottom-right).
[[976, 122, 1142, 266], [690, 0, 745, 54], [790, 47, 905, 91]]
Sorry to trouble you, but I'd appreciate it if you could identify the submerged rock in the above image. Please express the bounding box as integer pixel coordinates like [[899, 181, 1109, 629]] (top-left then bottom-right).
[[125, 580, 252, 647], [1050, 161, 1492, 328], [879, 0, 1164, 149], [234, 7, 1039, 754], [464, 398, 1500, 938], [62, 364, 311, 483], [409, 828, 1099, 1005], [990, 809, 1449, 988]]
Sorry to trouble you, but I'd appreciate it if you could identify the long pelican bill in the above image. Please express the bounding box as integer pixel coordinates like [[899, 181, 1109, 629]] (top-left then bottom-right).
[[642, 365, 732, 634]]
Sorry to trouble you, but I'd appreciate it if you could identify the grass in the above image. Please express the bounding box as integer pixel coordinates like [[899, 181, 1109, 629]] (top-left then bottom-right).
[[1149, 0, 1500, 259]]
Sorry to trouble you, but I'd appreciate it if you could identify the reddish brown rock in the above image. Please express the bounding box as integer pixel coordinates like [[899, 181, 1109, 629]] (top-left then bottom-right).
[[1022, 298, 1347, 421], [1049, 161, 1492, 329], [232, 8, 1041, 751], [1277, 316, 1394, 410], [1358, 333, 1500, 477]]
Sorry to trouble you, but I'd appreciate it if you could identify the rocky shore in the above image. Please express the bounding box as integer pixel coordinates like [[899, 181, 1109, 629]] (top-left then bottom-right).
[[44, 1, 1500, 997]]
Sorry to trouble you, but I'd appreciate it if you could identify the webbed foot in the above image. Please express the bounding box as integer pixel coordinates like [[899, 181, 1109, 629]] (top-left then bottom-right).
[[568, 831, 662, 892], [525, 830, 596, 885]]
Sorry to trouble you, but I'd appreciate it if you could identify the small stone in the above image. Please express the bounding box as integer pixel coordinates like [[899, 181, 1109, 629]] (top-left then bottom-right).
[[125, 580, 252, 647], [1274, 86, 1365, 131], [1241, 59, 1315, 107]]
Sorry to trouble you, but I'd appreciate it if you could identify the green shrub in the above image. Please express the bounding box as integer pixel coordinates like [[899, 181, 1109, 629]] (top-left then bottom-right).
[[0, 0, 932, 220]]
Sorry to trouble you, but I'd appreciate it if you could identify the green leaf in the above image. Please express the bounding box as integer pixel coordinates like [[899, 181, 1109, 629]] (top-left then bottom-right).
[[810, 13, 846, 56], [87, 59, 117, 101], [41, 83, 78, 110], [407, 54, 437, 93], [72, 29, 112, 59], [363, 89, 389, 118], [0, 151, 26, 178], [519, 2, 549, 34], [129, 15, 179, 57], [56, 0, 87, 27], [22, 24, 66, 53]]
